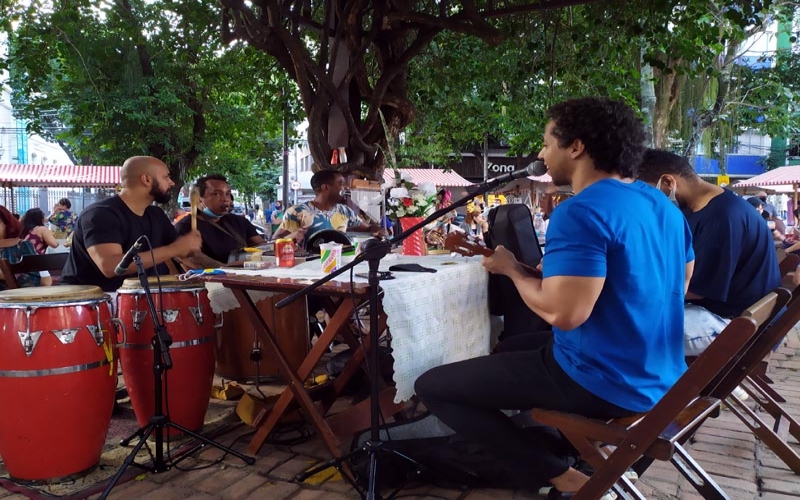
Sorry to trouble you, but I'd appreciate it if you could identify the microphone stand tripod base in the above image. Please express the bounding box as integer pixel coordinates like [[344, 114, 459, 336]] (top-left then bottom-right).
[[98, 254, 254, 500]]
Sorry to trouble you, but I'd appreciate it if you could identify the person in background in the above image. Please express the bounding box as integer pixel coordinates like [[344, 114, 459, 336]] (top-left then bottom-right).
[[416, 97, 693, 497], [48, 198, 77, 236], [757, 191, 778, 219], [171, 207, 189, 224], [273, 171, 382, 244], [61, 156, 201, 292], [270, 201, 284, 235], [638, 150, 780, 357], [0, 205, 52, 289], [465, 207, 488, 240], [175, 174, 266, 267], [21, 208, 59, 254]]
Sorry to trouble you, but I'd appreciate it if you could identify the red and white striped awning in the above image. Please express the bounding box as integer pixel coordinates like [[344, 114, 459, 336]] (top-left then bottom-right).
[[382, 168, 473, 187], [733, 166, 800, 188], [0, 164, 121, 187]]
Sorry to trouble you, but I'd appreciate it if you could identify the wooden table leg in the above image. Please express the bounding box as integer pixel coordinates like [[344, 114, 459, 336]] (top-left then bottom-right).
[[238, 288, 356, 456]]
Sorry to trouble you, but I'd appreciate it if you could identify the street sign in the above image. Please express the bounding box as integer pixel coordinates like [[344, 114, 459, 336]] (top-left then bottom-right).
[[290, 181, 301, 191]]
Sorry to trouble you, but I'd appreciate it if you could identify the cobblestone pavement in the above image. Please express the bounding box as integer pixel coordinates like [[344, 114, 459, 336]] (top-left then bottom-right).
[[2, 331, 800, 500]]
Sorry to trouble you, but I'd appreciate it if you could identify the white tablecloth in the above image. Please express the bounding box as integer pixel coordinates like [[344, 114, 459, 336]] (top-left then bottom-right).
[[203, 253, 490, 402]]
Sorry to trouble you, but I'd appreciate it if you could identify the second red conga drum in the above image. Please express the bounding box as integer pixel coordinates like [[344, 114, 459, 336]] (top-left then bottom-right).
[[116, 276, 215, 435], [0, 286, 116, 482], [215, 293, 309, 381]]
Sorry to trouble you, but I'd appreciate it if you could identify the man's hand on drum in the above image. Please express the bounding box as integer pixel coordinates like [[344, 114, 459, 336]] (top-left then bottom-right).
[[285, 226, 308, 244], [172, 230, 203, 258]]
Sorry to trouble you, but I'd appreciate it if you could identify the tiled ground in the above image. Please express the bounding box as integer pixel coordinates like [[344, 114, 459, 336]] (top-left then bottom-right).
[[3, 331, 800, 500]]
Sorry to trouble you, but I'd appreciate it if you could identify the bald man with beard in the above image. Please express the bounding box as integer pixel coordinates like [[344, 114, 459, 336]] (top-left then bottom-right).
[[61, 156, 202, 292]]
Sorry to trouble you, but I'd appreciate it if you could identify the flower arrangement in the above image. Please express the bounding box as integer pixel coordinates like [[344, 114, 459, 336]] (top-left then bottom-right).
[[383, 170, 437, 219]]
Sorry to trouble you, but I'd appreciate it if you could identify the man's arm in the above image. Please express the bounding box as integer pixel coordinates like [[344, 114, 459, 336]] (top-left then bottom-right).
[[87, 231, 202, 278], [685, 261, 695, 295], [179, 250, 225, 270], [482, 245, 604, 330]]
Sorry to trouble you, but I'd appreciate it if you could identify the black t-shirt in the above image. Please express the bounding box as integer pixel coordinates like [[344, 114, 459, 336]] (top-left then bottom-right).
[[175, 213, 258, 264], [686, 189, 781, 318], [61, 196, 177, 291]]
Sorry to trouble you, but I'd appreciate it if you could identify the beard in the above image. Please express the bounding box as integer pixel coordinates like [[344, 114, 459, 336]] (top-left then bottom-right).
[[149, 180, 172, 204]]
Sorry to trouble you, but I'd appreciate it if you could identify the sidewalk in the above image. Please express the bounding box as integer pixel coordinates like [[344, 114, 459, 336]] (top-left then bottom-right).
[[2, 330, 800, 500]]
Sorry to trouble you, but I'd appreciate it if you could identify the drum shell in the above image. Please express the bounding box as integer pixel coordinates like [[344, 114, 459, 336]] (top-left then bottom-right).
[[116, 285, 215, 435], [0, 298, 117, 481], [216, 294, 309, 381]]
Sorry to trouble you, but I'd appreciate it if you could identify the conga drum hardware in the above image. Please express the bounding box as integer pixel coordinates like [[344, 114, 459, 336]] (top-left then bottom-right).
[[126, 288, 205, 330], [0, 285, 117, 482]]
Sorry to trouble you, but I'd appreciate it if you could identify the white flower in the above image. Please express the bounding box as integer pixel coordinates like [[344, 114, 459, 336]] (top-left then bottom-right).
[[417, 182, 437, 195], [400, 171, 413, 182], [390, 187, 409, 198]]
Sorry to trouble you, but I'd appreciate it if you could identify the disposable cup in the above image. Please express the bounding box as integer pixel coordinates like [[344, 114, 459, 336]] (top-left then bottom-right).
[[320, 242, 343, 273]]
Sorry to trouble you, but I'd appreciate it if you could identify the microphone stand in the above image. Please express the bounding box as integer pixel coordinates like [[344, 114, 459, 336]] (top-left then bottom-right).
[[100, 253, 254, 499], [278, 173, 518, 500]]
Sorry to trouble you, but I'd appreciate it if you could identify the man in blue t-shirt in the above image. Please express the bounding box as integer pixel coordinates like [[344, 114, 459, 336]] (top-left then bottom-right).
[[638, 150, 780, 356], [415, 98, 694, 496]]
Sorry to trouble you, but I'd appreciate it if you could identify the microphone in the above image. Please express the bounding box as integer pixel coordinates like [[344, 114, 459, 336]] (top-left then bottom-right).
[[484, 161, 542, 187], [530, 159, 547, 177], [114, 235, 146, 276], [339, 189, 351, 198]]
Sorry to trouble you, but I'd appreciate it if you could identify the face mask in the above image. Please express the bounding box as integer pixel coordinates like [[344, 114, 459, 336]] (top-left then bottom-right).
[[202, 207, 224, 219], [656, 177, 679, 206]]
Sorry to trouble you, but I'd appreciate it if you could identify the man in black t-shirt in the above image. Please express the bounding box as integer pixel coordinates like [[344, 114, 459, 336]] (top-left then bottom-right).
[[638, 149, 781, 356], [176, 174, 266, 268], [61, 156, 202, 292]]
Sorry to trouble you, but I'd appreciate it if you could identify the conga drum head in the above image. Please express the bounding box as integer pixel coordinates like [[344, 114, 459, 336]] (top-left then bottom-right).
[[118, 275, 201, 293], [305, 229, 352, 254], [0, 285, 106, 304]]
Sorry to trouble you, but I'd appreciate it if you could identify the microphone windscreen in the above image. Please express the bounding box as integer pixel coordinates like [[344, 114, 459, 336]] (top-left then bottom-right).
[[531, 160, 547, 177]]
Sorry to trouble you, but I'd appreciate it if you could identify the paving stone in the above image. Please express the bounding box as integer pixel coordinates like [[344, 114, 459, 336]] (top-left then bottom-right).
[[242, 480, 300, 499], [269, 456, 324, 481], [217, 473, 271, 500], [286, 488, 328, 500], [192, 467, 251, 494], [102, 476, 161, 499]]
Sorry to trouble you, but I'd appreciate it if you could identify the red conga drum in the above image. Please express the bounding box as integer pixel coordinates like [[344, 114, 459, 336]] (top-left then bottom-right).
[[116, 276, 215, 435], [0, 286, 116, 482], [215, 294, 309, 382]]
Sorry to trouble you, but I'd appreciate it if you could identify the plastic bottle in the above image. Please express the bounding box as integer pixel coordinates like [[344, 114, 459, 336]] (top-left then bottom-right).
[[533, 213, 546, 245]]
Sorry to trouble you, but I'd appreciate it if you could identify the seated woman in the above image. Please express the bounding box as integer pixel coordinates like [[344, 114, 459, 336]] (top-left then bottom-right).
[[21, 208, 60, 255], [0, 205, 52, 290]]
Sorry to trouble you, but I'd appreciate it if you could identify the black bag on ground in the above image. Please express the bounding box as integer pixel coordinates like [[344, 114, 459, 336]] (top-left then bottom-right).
[[485, 204, 550, 338], [349, 412, 552, 491]]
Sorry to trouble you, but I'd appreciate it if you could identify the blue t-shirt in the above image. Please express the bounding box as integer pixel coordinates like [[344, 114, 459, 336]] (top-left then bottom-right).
[[545, 179, 694, 413], [686, 189, 780, 318]]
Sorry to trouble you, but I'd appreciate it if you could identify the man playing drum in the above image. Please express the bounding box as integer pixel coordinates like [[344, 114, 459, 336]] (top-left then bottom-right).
[[61, 156, 202, 292], [176, 174, 266, 268]]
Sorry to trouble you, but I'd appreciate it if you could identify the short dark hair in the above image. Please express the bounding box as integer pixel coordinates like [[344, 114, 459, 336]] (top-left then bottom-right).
[[58, 198, 71, 209], [311, 170, 343, 193], [637, 149, 697, 184], [546, 97, 645, 178], [195, 174, 229, 197]]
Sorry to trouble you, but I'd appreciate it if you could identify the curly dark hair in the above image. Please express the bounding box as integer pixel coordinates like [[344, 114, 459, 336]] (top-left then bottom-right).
[[546, 97, 645, 178], [195, 174, 229, 197], [58, 198, 71, 209], [311, 170, 343, 193], [636, 149, 697, 184]]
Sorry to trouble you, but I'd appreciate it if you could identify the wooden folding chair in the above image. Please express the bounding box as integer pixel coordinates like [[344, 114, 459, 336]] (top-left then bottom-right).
[[530, 290, 784, 500], [0, 253, 69, 289], [778, 252, 799, 279]]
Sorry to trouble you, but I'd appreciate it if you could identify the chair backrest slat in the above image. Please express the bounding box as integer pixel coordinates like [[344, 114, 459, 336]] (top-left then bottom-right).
[[0, 253, 69, 289], [779, 253, 799, 278], [595, 291, 780, 480]]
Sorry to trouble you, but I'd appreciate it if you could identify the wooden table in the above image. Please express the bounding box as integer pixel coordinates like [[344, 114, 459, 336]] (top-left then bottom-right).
[[202, 273, 393, 457]]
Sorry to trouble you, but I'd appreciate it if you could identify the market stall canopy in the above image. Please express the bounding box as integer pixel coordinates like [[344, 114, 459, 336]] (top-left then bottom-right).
[[382, 168, 472, 187], [0, 164, 121, 188], [732, 166, 800, 191]]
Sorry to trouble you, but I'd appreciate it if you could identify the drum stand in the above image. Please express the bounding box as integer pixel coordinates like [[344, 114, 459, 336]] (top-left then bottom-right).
[[99, 255, 254, 500]]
